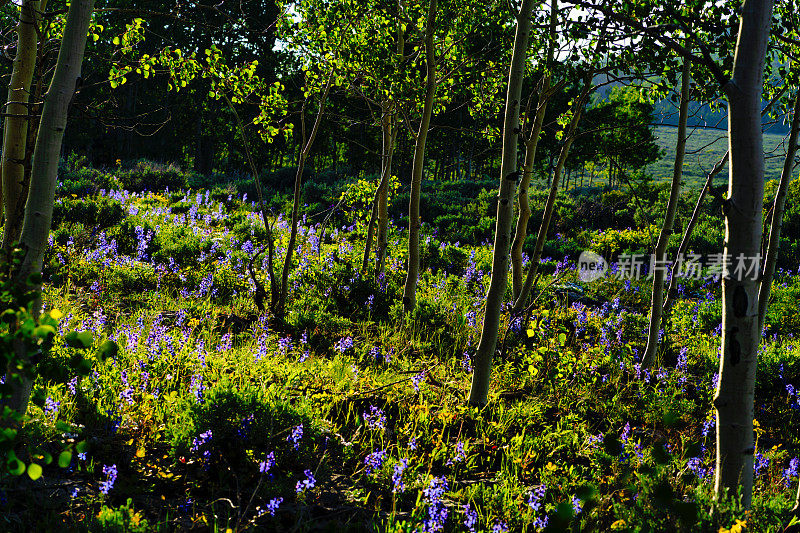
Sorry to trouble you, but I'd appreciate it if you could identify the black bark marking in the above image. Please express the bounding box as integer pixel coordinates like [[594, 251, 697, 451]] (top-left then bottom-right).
[[733, 284, 748, 318], [721, 198, 732, 217], [500, 198, 509, 206], [505, 172, 518, 181], [729, 326, 741, 366]]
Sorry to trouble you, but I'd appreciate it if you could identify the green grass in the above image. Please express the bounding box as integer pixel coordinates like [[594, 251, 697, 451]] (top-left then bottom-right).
[[647, 125, 789, 187], [4, 164, 800, 531]]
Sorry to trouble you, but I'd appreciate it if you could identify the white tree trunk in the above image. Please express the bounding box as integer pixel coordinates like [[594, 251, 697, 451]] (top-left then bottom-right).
[[510, 0, 557, 301], [9, 0, 95, 416], [2, 0, 45, 244], [467, 0, 535, 406], [713, 0, 774, 508], [402, 0, 437, 313]]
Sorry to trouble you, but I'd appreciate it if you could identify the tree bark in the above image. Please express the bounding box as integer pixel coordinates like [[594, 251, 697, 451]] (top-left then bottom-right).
[[401, 0, 437, 313], [510, 109, 546, 300], [467, 0, 535, 406], [376, 114, 397, 276], [222, 94, 279, 311], [663, 152, 728, 314], [276, 70, 335, 320], [362, 104, 393, 273], [512, 75, 594, 315], [2, 0, 45, 247], [641, 58, 690, 368], [510, 0, 557, 301], [757, 88, 800, 333], [7, 0, 95, 417], [713, 0, 773, 509]]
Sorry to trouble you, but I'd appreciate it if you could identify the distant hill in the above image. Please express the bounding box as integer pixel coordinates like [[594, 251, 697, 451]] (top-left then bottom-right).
[[592, 72, 792, 136], [652, 100, 790, 135]]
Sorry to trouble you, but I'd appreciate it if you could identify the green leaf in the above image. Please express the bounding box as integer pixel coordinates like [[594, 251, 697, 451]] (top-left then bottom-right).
[[557, 332, 567, 346], [77, 359, 93, 376], [65, 331, 93, 348], [7, 457, 25, 476], [34, 325, 56, 338], [27, 463, 42, 480], [97, 340, 118, 361], [1, 309, 16, 324], [58, 451, 73, 468], [112, 36, 120, 45]]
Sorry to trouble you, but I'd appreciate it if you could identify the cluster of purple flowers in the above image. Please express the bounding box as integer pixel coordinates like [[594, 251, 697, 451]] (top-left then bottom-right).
[[364, 448, 387, 475], [288, 424, 304, 450], [461, 351, 472, 373], [190, 374, 205, 404], [572, 496, 583, 514], [492, 522, 509, 533], [412, 371, 426, 393], [363, 405, 386, 431], [277, 336, 293, 356], [686, 456, 712, 480], [191, 430, 213, 461], [264, 497, 283, 515], [421, 476, 449, 532], [462, 504, 478, 533], [44, 397, 61, 417], [295, 469, 316, 493], [392, 458, 408, 493], [528, 485, 548, 529], [754, 452, 769, 477], [334, 336, 354, 353], [259, 452, 276, 475], [99, 464, 118, 495], [446, 441, 466, 466], [784, 457, 799, 487]]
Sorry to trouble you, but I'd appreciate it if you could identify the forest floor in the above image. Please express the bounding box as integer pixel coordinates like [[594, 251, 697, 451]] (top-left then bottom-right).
[[2, 164, 800, 532]]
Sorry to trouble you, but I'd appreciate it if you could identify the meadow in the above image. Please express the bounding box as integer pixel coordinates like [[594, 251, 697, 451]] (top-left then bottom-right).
[[3, 158, 800, 532], [647, 125, 790, 187]]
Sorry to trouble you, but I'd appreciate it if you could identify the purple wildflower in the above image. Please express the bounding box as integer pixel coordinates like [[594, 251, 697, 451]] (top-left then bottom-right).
[[422, 476, 448, 532], [463, 504, 478, 533], [364, 448, 387, 475], [99, 464, 117, 495], [447, 441, 466, 466], [492, 521, 509, 533], [528, 484, 546, 513], [288, 424, 303, 450], [295, 469, 316, 493], [412, 371, 426, 393], [785, 457, 799, 487], [264, 496, 283, 515], [259, 452, 276, 475], [392, 458, 408, 493], [755, 452, 769, 477], [334, 336, 354, 353], [363, 405, 386, 431]]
